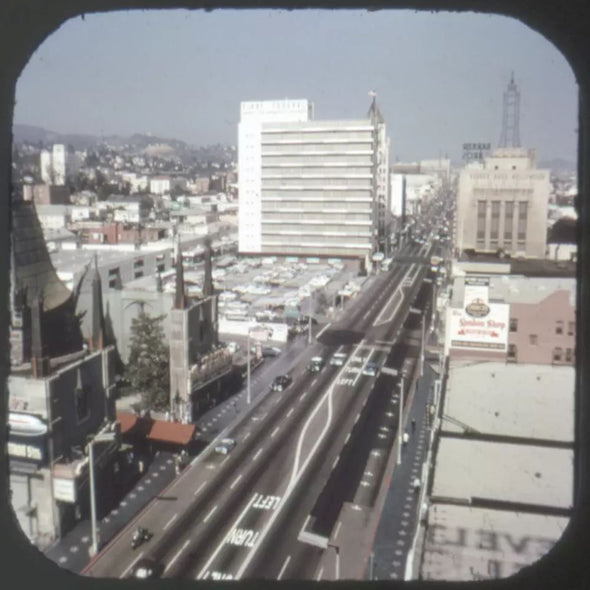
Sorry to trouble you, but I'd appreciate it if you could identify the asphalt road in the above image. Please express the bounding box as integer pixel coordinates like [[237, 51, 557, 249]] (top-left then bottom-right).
[[82, 239, 436, 580]]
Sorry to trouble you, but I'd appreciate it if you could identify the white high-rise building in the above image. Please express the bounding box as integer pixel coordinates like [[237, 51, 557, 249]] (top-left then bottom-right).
[[39, 144, 80, 186], [238, 98, 390, 265], [52, 144, 67, 185]]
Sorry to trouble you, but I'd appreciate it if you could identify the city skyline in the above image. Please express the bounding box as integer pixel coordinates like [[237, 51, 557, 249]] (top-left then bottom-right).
[[14, 9, 578, 164]]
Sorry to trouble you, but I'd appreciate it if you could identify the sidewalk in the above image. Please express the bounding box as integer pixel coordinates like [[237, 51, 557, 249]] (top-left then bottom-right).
[[369, 361, 437, 581]]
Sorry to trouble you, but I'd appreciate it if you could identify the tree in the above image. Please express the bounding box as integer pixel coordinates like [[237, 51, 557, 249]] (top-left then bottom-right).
[[125, 311, 170, 411]]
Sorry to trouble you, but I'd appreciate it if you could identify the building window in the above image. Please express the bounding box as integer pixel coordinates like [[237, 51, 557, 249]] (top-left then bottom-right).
[[553, 347, 563, 363], [529, 334, 538, 345], [476, 200, 486, 242], [566, 348, 574, 363], [517, 201, 528, 243], [504, 201, 514, 242], [134, 270, 144, 279], [490, 200, 500, 242], [157, 263, 165, 273], [507, 344, 517, 361], [556, 321, 564, 335], [108, 267, 120, 276], [134, 258, 144, 268], [568, 321, 575, 336], [509, 318, 518, 332]]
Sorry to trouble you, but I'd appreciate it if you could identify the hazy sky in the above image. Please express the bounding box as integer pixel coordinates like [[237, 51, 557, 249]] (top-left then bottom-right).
[[14, 9, 578, 163]]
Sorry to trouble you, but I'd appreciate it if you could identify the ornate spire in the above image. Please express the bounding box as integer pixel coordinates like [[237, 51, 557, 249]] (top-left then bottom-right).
[[90, 254, 105, 350], [175, 234, 186, 309], [31, 289, 49, 377]]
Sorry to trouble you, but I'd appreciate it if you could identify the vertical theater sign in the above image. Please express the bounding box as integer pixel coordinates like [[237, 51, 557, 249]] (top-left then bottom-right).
[[448, 276, 509, 352]]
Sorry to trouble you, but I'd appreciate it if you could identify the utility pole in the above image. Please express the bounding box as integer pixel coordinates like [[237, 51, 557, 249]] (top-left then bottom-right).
[[397, 375, 404, 465]]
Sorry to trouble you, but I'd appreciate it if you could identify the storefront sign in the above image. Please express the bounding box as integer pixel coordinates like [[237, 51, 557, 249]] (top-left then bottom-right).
[[7, 439, 45, 463], [53, 478, 77, 503]]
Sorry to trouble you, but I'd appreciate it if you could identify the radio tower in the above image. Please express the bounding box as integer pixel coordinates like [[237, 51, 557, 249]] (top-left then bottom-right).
[[498, 73, 521, 148]]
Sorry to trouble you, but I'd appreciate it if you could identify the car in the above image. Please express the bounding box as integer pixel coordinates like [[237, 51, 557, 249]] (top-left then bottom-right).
[[308, 356, 325, 372], [271, 374, 292, 392], [214, 438, 236, 455], [330, 352, 348, 367], [262, 346, 282, 357], [131, 558, 163, 579], [362, 362, 380, 377]]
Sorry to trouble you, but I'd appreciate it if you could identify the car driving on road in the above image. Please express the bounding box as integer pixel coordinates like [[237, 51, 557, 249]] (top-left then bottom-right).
[[214, 438, 237, 455], [329, 352, 347, 367], [362, 361, 380, 377], [271, 374, 292, 392], [308, 356, 325, 372], [131, 558, 163, 579]]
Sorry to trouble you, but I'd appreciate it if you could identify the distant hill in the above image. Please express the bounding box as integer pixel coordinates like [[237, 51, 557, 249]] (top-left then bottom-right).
[[12, 124, 192, 153]]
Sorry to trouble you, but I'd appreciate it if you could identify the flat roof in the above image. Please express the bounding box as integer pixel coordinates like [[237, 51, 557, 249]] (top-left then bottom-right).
[[443, 362, 574, 441], [450, 274, 576, 306], [431, 437, 572, 509], [421, 503, 569, 581]]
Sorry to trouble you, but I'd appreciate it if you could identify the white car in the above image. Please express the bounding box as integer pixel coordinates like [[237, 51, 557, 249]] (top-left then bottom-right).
[[330, 352, 348, 367], [215, 438, 236, 455]]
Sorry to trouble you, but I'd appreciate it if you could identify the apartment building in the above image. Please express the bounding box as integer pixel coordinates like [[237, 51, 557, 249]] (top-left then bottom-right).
[[456, 148, 550, 258], [238, 98, 389, 267]]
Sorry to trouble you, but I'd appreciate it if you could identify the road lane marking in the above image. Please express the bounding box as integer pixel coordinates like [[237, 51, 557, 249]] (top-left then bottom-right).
[[163, 513, 178, 530], [278, 555, 291, 580], [252, 448, 263, 461], [334, 520, 342, 540], [243, 432, 251, 441], [197, 494, 257, 579], [271, 426, 279, 438], [299, 392, 307, 401], [194, 481, 207, 496], [120, 551, 144, 578], [203, 505, 218, 523], [332, 456, 339, 469], [165, 539, 190, 573], [354, 412, 360, 424], [316, 323, 331, 338], [287, 408, 294, 418], [311, 378, 318, 386], [316, 567, 324, 581], [230, 474, 243, 490]]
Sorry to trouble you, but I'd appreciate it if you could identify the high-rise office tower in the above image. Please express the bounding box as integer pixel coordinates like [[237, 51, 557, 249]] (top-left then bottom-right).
[[238, 98, 390, 268]]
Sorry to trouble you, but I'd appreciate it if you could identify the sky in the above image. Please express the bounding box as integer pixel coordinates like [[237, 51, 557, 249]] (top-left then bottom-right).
[[14, 9, 578, 163]]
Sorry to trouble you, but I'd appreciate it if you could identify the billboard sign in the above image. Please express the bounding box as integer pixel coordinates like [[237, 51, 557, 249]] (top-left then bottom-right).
[[464, 276, 490, 317], [449, 302, 509, 352], [53, 478, 77, 503]]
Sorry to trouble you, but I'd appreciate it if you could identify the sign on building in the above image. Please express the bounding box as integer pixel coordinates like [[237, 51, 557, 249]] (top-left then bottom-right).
[[449, 303, 510, 351], [53, 478, 77, 503], [462, 142, 491, 162]]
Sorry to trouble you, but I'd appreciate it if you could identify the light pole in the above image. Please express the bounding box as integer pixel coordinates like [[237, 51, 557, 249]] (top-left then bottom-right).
[[88, 429, 117, 557], [397, 375, 404, 465], [247, 329, 251, 405]]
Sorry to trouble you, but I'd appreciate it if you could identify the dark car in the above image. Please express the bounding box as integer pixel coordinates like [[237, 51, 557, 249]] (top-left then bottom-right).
[[271, 374, 292, 392], [131, 558, 163, 579]]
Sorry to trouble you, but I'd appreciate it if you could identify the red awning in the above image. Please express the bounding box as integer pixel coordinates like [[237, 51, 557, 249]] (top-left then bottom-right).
[[147, 420, 196, 446], [116, 412, 138, 434]]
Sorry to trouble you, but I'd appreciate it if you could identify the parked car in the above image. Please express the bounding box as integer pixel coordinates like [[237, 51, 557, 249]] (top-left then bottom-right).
[[271, 374, 292, 392], [131, 558, 163, 579], [214, 438, 237, 455], [262, 346, 282, 357]]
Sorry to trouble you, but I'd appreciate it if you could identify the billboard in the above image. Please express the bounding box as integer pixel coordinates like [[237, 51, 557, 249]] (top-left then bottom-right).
[[449, 303, 510, 352]]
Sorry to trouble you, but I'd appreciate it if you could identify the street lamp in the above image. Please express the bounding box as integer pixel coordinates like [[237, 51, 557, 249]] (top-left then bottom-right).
[[88, 429, 117, 557], [397, 375, 405, 465]]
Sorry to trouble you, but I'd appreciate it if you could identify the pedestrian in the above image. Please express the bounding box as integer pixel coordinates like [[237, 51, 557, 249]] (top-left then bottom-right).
[[411, 418, 416, 433]]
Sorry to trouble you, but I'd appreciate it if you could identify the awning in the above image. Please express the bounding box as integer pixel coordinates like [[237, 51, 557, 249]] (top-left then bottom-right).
[[147, 420, 196, 446]]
